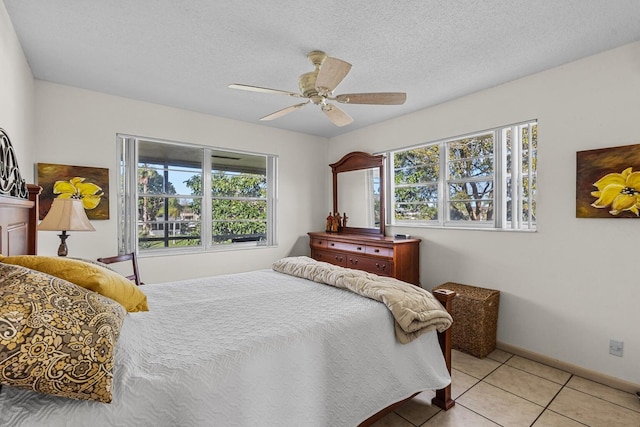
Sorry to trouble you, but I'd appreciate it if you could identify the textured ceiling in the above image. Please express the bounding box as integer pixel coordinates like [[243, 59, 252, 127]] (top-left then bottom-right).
[[5, 0, 640, 138]]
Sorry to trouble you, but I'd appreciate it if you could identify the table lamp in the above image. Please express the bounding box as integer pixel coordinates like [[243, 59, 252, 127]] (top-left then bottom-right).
[[37, 198, 95, 256]]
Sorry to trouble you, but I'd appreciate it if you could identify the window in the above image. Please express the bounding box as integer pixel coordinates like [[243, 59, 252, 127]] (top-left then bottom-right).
[[388, 120, 537, 230], [118, 135, 277, 254]]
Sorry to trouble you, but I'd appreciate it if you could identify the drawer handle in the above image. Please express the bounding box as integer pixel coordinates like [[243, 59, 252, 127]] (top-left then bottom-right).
[[350, 258, 358, 265], [335, 256, 343, 262], [375, 263, 386, 271], [330, 243, 335, 247], [356, 246, 362, 251], [318, 240, 323, 244], [374, 249, 380, 253]]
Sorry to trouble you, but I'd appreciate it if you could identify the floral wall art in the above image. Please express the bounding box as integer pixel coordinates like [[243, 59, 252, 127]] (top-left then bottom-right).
[[37, 163, 109, 220], [576, 144, 640, 218]]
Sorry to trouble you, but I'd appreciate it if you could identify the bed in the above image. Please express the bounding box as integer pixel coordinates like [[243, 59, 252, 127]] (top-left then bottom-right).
[[0, 130, 455, 426]]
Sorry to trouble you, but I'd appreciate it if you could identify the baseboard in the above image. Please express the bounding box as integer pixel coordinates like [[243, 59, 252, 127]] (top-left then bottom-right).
[[497, 341, 640, 394]]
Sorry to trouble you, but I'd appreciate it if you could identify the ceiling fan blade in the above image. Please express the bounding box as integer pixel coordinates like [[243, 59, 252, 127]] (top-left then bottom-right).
[[335, 92, 406, 105], [229, 84, 302, 98], [321, 103, 353, 127], [315, 57, 352, 94], [260, 101, 309, 121]]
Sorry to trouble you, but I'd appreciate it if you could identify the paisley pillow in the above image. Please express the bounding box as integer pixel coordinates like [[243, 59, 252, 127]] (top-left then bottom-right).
[[0, 263, 127, 403]]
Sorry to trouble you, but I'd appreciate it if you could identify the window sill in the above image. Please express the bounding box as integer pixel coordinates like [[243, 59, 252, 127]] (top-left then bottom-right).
[[138, 242, 278, 258], [389, 223, 537, 233]]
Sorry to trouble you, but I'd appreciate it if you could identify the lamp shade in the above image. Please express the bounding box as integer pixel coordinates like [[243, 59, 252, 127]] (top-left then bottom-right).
[[38, 198, 96, 232]]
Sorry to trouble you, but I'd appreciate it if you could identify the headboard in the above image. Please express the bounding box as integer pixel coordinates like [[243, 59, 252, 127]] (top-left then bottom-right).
[[0, 128, 41, 256]]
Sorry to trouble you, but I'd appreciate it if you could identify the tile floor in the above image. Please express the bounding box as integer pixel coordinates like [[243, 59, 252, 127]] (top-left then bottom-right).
[[371, 349, 640, 427]]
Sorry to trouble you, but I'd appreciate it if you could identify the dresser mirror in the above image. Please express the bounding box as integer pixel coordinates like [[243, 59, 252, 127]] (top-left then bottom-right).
[[331, 151, 385, 236]]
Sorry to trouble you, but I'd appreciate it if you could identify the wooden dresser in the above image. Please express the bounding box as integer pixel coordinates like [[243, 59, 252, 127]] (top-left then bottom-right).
[[307, 231, 421, 285]]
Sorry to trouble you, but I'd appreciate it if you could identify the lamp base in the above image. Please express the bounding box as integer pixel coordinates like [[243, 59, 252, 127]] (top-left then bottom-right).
[[57, 231, 69, 257]]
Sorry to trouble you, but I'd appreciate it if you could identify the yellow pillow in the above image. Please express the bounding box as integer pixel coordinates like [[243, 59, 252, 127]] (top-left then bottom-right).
[[0, 255, 148, 312]]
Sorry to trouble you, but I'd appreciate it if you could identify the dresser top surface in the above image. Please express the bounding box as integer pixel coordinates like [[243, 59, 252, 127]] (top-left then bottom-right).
[[308, 231, 421, 245]]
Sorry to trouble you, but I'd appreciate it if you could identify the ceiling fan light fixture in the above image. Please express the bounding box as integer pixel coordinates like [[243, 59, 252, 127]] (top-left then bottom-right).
[[229, 50, 406, 127]]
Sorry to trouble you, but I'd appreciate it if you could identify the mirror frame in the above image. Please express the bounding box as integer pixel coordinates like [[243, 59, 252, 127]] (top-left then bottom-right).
[[330, 151, 385, 236]]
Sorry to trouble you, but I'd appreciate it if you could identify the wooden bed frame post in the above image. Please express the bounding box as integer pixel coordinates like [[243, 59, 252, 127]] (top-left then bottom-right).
[[431, 289, 456, 410], [27, 184, 42, 255]]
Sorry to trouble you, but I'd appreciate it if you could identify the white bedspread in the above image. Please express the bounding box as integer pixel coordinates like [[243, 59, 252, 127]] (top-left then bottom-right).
[[0, 269, 450, 427]]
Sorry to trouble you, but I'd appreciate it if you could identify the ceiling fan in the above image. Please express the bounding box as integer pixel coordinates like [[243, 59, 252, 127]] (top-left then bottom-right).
[[229, 50, 406, 127]]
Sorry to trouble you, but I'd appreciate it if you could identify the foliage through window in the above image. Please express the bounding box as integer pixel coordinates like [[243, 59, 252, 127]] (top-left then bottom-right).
[[118, 136, 277, 253], [388, 121, 537, 230]]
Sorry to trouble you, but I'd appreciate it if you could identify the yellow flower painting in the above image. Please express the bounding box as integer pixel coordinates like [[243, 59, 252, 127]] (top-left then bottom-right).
[[53, 177, 104, 210], [590, 167, 640, 216], [37, 163, 109, 220], [576, 144, 640, 218]]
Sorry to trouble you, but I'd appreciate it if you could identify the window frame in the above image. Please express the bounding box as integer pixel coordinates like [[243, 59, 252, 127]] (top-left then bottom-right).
[[117, 134, 278, 255], [443, 130, 496, 227], [386, 120, 537, 231]]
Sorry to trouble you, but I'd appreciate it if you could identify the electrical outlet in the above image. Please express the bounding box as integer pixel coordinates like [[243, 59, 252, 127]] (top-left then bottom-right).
[[609, 339, 624, 357]]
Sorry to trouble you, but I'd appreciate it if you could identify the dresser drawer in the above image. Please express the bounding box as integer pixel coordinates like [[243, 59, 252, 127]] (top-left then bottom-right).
[[310, 237, 328, 249], [346, 255, 392, 277], [327, 240, 366, 254], [365, 245, 393, 258], [308, 231, 420, 285], [311, 249, 347, 266]]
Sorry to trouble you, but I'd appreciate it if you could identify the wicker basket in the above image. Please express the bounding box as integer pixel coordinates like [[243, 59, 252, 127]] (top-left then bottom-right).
[[433, 282, 500, 358]]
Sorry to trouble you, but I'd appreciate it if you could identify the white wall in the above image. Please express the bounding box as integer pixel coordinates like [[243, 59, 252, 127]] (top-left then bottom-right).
[[329, 42, 640, 386], [0, 2, 35, 180], [34, 81, 328, 282]]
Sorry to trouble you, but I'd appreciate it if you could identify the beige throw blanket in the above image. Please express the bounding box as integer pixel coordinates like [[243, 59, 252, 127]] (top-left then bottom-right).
[[272, 256, 453, 344]]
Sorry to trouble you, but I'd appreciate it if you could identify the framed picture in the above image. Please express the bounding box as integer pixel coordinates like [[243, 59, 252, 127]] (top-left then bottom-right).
[[576, 144, 640, 218], [37, 163, 109, 220]]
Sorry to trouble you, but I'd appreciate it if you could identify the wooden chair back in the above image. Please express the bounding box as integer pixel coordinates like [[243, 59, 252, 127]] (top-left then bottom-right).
[[97, 253, 143, 286]]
